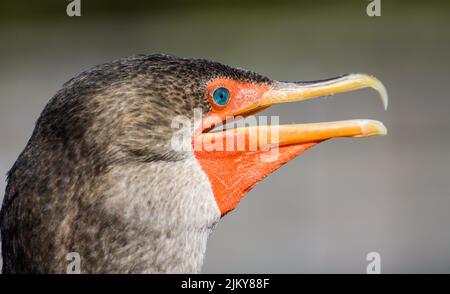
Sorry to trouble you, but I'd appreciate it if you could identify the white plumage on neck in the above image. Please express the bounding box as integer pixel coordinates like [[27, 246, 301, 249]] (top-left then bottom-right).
[[101, 155, 220, 273]]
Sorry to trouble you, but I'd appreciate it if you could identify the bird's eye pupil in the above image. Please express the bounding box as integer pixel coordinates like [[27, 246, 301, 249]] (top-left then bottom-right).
[[212, 87, 230, 106]]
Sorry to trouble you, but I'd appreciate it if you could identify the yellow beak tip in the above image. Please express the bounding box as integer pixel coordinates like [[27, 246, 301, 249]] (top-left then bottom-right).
[[357, 119, 388, 137]]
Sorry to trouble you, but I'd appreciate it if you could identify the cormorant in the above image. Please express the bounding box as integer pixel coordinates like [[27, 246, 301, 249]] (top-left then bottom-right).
[[0, 54, 387, 273]]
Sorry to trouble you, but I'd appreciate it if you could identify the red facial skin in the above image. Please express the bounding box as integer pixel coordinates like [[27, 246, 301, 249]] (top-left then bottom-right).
[[193, 78, 317, 216]]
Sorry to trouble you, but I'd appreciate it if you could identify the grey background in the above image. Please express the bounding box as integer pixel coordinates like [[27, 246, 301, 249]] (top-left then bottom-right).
[[1, 1, 449, 273]]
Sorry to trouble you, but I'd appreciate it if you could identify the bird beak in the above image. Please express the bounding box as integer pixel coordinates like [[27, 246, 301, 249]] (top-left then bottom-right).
[[195, 73, 388, 216], [255, 73, 387, 111], [201, 73, 388, 149]]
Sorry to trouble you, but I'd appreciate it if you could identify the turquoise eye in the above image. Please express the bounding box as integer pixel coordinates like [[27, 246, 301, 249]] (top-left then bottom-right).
[[212, 87, 230, 106]]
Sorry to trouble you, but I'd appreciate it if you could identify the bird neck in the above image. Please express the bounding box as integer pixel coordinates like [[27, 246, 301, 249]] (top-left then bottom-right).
[[93, 156, 221, 273]]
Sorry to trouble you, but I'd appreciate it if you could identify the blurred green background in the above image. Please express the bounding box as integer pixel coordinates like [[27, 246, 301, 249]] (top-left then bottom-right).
[[1, 0, 450, 273]]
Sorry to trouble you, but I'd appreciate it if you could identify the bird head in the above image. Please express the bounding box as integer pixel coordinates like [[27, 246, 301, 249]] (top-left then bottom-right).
[[40, 53, 388, 218], [119, 55, 386, 217]]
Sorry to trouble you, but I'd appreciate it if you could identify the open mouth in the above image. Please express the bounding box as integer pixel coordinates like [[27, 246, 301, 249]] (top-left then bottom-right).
[[197, 73, 388, 151]]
